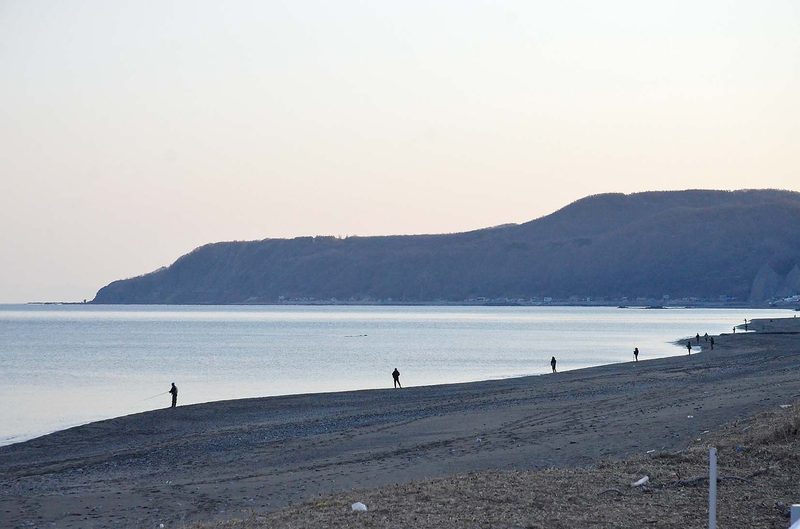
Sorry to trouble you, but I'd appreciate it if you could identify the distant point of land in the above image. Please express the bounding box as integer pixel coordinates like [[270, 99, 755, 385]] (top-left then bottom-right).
[[92, 189, 800, 307]]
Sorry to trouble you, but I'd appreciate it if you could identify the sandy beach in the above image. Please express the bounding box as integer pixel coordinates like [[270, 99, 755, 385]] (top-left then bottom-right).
[[2, 317, 799, 528]]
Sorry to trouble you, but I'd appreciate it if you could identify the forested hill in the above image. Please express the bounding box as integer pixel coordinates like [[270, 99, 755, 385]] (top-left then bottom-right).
[[92, 189, 800, 305]]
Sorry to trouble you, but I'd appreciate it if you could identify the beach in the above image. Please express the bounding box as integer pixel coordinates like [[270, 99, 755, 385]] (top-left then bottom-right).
[[2, 317, 799, 528]]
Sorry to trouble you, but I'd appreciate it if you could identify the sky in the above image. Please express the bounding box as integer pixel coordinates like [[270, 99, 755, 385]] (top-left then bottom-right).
[[1, 1, 798, 302]]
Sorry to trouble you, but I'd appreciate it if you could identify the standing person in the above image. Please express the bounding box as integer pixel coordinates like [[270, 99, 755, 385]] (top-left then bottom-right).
[[744, 319, 748, 331], [686, 341, 692, 355], [695, 333, 700, 344], [704, 332, 709, 342], [633, 347, 639, 362], [710, 336, 715, 350], [169, 382, 178, 408], [550, 356, 557, 373], [392, 368, 401, 388]]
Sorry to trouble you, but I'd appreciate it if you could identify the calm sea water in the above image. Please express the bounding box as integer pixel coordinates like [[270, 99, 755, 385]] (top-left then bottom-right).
[[0, 304, 791, 445]]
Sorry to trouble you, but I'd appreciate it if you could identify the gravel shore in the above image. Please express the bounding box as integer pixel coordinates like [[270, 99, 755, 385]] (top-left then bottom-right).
[[2, 317, 799, 528], [195, 404, 800, 529]]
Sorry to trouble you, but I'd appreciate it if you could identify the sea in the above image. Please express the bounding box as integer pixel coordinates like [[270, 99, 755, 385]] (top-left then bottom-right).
[[0, 304, 792, 446]]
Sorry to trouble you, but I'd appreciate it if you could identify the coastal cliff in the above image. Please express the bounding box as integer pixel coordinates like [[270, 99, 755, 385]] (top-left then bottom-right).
[[93, 189, 800, 305]]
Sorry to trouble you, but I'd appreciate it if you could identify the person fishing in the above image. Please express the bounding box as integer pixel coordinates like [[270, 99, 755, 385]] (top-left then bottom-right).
[[550, 356, 557, 373], [633, 347, 639, 362], [169, 382, 178, 408], [392, 368, 401, 388]]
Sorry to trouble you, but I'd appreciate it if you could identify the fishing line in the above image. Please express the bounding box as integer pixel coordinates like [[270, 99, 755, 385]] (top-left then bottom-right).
[[141, 391, 169, 401]]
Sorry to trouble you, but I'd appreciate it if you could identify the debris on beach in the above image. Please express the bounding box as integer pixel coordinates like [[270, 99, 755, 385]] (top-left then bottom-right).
[[779, 404, 793, 409], [351, 502, 368, 512], [187, 406, 800, 529]]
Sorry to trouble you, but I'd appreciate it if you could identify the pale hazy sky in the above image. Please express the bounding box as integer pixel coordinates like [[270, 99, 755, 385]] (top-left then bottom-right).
[[1, 1, 798, 302]]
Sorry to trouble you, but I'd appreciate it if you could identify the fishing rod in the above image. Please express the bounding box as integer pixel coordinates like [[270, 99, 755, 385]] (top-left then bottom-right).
[[141, 391, 169, 401]]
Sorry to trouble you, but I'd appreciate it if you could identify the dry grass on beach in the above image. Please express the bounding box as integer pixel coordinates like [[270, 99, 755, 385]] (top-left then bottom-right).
[[196, 406, 800, 529]]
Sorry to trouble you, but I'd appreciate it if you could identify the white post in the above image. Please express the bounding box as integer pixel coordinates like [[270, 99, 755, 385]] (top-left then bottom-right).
[[709, 447, 717, 529], [791, 504, 800, 525]]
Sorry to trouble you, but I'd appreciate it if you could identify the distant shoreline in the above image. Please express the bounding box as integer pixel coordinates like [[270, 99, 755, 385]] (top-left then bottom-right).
[[23, 300, 797, 309]]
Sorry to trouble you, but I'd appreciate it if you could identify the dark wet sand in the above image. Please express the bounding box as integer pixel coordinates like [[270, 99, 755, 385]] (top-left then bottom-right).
[[2, 317, 799, 528]]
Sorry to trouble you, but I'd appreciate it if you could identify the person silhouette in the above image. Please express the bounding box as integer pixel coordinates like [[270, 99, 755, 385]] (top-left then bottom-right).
[[169, 383, 178, 408], [695, 333, 700, 344], [550, 356, 557, 373], [392, 368, 401, 388], [710, 336, 715, 350], [686, 341, 692, 355], [634, 347, 639, 362]]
